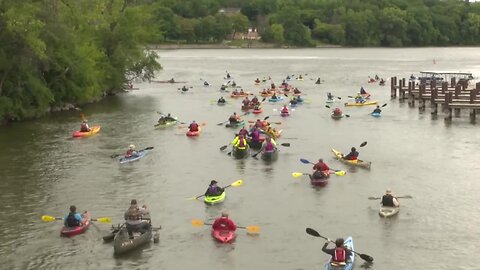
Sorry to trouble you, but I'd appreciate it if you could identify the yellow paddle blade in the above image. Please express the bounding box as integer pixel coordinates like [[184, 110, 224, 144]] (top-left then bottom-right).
[[246, 225, 261, 234], [41, 215, 57, 222], [334, 171, 346, 176], [231, 180, 243, 187], [191, 219, 205, 227], [292, 172, 304, 178], [95, 217, 112, 223]]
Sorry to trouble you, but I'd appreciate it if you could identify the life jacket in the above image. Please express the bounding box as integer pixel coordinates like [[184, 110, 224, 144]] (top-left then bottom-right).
[[281, 107, 289, 113], [252, 98, 258, 104], [126, 149, 134, 157], [333, 247, 347, 263], [126, 205, 142, 220], [237, 138, 246, 149], [382, 195, 395, 207], [189, 123, 199, 131], [345, 151, 358, 160], [265, 141, 274, 151], [251, 130, 260, 141], [207, 185, 222, 196], [66, 212, 80, 227], [334, 109, 342, 116], [80, 123, 89, 132]]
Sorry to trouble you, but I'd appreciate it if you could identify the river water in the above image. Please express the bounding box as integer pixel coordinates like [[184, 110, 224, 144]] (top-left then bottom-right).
[[1, 48, 480, 270]]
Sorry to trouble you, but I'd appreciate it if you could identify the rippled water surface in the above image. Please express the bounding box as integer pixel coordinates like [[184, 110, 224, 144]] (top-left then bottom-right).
[[1, 48, 480, 270]]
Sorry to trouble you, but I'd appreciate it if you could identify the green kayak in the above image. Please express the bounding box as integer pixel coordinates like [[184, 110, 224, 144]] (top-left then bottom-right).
[[204, 191, 226, 205], [154, 117, 178, 129]]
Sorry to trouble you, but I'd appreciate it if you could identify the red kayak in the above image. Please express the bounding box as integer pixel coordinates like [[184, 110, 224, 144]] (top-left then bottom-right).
[[211, 229, 236, 243], [186, 127, 201, 137], [253, 108, 263, 114], [60, 212, 90, 237], [309, 173, 329, 187]]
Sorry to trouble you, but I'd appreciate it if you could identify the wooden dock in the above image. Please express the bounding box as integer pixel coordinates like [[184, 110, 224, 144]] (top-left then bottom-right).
[[390, 76, 480, 121]]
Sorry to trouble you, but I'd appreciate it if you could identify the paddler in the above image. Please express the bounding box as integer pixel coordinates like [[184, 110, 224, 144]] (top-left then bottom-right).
[[232, 89, 240, 95], [322, 238, 352, 266], [125, 144, 138, 158], [342, 147, 358, 161], [181, 85, 188, 92], [254, 119, 265, 129], [229, 112, 241, 124], [293, 87, 301, 94], [162, 113, 176, 122], [327, 92, 334, 100], [332, 108, 342, 117], [64, 205, 87, 227], [205, 180, 224, 197], [372, 106, 382, 115], [251, 96, 259, 105], [204, 81, 210, 86], [249, 126, 261, 143], [239, 89, 246, 95], [281, 105, 289, 114], [255, 78, 261, 83], [242, 97, 250, 106], [188, 121, 199, 132], [262, 136, 277, 152], [80, 119, 91, 132], [238, 126, 248, 137], [381, 189, 400, 207], [354, 93, 365, 104], [312, 158, 330, 179], [217, 97, 226, 104], [271, 93, 278, 100], [124, 199, 150, 238], [168, 78, 175, 83], [231, 134, 248, 150], [212, 211, 236, 231], [315, 77, 321, 84], [290, 98, 298, 106], [270, 83, 276, 89]]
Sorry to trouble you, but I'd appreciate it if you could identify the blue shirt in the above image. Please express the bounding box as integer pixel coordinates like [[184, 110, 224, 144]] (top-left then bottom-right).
[[64, 213, 82, 222]]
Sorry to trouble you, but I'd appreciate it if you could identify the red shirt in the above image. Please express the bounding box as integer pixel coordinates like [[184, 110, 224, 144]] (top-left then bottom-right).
[[212, 217, 237, 231], [313, 162, 329, 171]]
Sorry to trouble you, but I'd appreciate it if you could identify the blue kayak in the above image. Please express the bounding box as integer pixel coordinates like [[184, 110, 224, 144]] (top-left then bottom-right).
[[269, 96, 284, 102], [119, 150, 148, 164], [325, 236, 354, 270], [371, 112, 381, 118]]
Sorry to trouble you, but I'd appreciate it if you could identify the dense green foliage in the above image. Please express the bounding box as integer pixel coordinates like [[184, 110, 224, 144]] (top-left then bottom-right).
[[0, 0, 161, 122]]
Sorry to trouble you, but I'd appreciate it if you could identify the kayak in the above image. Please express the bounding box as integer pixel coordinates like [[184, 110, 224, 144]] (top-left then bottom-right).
[[248, 139, 263, 150], [269, 96, 284, 102], [232, 146, 249, 159], [371, 112, 381, 118], [186, 127, 201, 137], [204, 191, 226, 205], [119, 150, 148, 164], [154, 118, 178, 129], [241, 104, 254, 111], [331, 114, 344, 119], [113, 222, 153, 255], [331, 149, 371, 169], [60, 212, 90, 237], [211, 229, 236, 243], [217, 102, 226, 106], [344, 101, 378, 107], [326, 98, 335, 103], [308, 173, 329, 187], [325, 236, 354, 270], [379, 206, 400, 218], [253, 108, 263, 114], [230, 93, 250, 98], [225, 120, 244, 128], [261, 149, 278, 161], [280, 111, 290, 117], [72, 125, 101, 138]]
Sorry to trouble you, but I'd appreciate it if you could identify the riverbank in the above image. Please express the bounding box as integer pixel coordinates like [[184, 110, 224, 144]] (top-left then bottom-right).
[[149, 40, 342, 50]]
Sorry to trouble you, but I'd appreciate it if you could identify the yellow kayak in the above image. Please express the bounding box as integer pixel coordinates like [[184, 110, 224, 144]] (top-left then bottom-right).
[[344, 101, 378, 107], [331, 148, 371, 169], [72, 125, 101, 138]]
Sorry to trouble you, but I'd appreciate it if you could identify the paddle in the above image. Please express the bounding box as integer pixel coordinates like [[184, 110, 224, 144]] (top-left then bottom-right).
[[305, 228, 374, 263], [299, 159, 346, 175], [110, 146, 154, 158], [217, 111, 250, 126], [188, 180, 243, 200], [369, 195, 413, 200], [325, 105, 350, 117], [251, 143, 291, 158], [191, 219, 260, 234], [41, 215, 112, 223]]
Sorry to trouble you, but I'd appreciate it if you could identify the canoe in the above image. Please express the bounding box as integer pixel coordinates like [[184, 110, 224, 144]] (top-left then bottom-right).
[[72, 125, 101, 138], [211, 229, 236, 243], [331, 149, 371, 169], [379, 206, 400, 218], [253, 108, 263, 114], [186, 127, 201, 137], [60, 212, 90, 237], [344, 101, 378, 107], [325, 236, 354, 270], [331, 114, 344, 119], [204, 191, 226, 205], [371, 112, 381, 118], [154, 118, 178, 129], [269, 96, 284, 102], [225, 120, 244, 128], [119, 150, 148, 164], [261, 149, 278, 161], [232, 146, 249, 159], [308, 173, 329, 187], [113, 223, 152, 255]]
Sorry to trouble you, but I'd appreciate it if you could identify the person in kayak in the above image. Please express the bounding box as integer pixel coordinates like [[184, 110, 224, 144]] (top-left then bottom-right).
[[343, 147, 359, 160], [293, 88, 301, 94], [254, 119, 265, 129], [332, 108, 342, 117], [125, 144, 138, 158], [290, 98, 298, 106], [372, 106, 382, 114], [271, 93, 278, 100], [232, 81, 237, 87], [281, 80, 288, 86], [188, 121, 199, 132], [220, 84, 228, 91], [286, 75, 291, 80], [375, 74, 379, 80], [80, 120, 91, 132], [312, 159, 330, 179], [354, 93, 365, 104], [251, 96, 259, 105], [249, 126, 261, 143], [229, 113, 241, 124], [204, 81, 210, 86], [239, 89, 246, 95], [262, 136, 277, 152], [168, 78, 175, 83], [322, 238, 352, 266], [212, 211, 236, 231], [255, 78, 261, 83], [238, 127, 248, 137], [266, 126, 279, 139], [242, 97, 250, 106], [181, 85, 188, 92], [379, 78, 385, 85], [298, 74, 303, 80], [296, 95, 304, 102], [64, 205, 86, 227], [218, 97, 226, 104], [231, 134, 248, 150], [205, 180, 224, 197], [315, 77, 321, 84], [124, 199, 150, 238], [232, 89, 240, 95], [270, 83, 276, 89], [327, 92, 334, 100], [160, 113, 176, 123], [262, 77, 267, 82], [226, 73, 231, 79], [281, 105, 289, 114], [382, 189, 400, 207]]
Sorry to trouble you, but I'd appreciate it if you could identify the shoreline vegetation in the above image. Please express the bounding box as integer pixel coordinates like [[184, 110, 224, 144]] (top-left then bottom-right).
[[1, 0, 480, 124]]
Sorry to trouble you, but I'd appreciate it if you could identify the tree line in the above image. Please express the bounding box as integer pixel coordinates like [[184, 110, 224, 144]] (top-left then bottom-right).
[[2, 0, 480, 122]]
